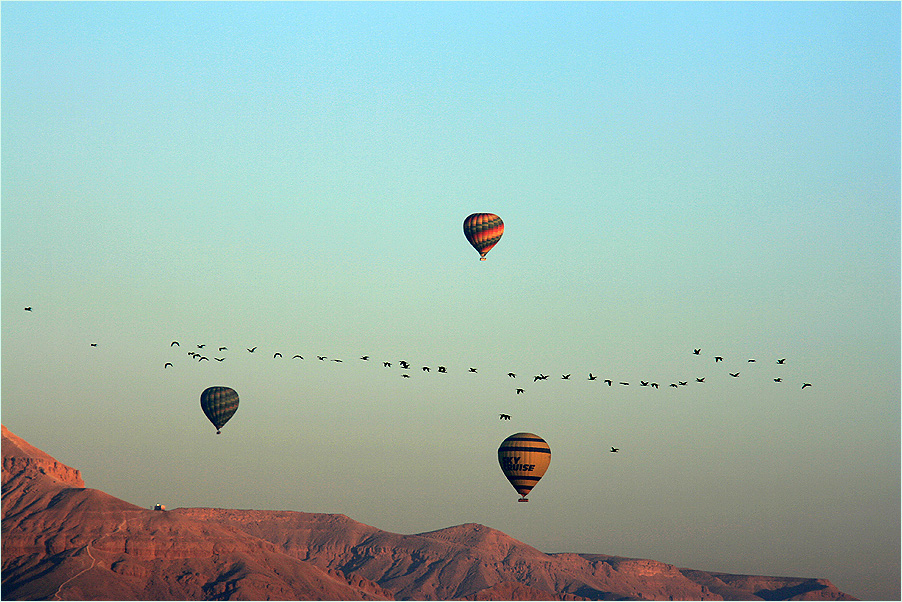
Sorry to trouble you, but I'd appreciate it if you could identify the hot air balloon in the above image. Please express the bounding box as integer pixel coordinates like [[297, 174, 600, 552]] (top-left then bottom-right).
[[498, 432, 551, 502], [200, 386, 239, 434], [463, 213, 504, 260]]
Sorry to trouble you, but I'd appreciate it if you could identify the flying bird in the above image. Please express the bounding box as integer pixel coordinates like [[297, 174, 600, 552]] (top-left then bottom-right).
[[401, 374, 410, 378], [748, 359, 756, 362], [802, 383, 812, 389], [499, 413, 511, 420], [383, 362, 392, 367], [693, 348, 701, 355], [516, 388, 525, 394], [215, 357, 225, 362], [508, 373, 516, 378], [273, 353, 282, 358], [332, 359, 343, 362], [561, 374, 571, 380], [604, 379, 612, 386], [610, 447, 619, 453], [219, 347, 228, 351], [774, 378, 782, 382], [318, 356, 327, 361], [399, 361, 410, 369], [171, 341, 179, 347], [651, 382, 659, 388], [90, 343, 98, 347], [247, 347, 257, 353], [534, 374, 548, 381], [619, 382, 629, 386], [293, 355, 303, 359], [588, 373, 597, 380], [670, 383, 679, 388], [360, 356, 369, 360], [468, 367, 477, 373], [197, 344, 205, 349], [437, 366, 447, 373], [640, 381, 649, 386], [696, 377, 705, 383], [729, 372, 740, 377], [776, 358, 786, 364], [678, 381, 688, 386], [198, 356, 209, 362], [422, 366, 430, 372], [24, 307, 32, 311], [714, 356, 723, 362], [164, 362, 173, 368]]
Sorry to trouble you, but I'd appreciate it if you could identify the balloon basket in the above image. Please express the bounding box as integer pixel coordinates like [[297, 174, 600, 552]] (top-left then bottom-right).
[[479, 257, 487, 261], [517, 498, 529, 502]]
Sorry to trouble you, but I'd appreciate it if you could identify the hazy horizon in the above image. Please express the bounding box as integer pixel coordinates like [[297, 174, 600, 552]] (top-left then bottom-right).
[[3, 3, 899, 600]]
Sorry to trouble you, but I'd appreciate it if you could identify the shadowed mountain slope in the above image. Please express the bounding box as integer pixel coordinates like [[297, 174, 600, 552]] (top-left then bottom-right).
[[2, 426, 856, 601]]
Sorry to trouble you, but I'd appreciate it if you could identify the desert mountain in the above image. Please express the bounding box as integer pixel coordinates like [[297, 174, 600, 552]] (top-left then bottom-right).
[[2, 425, 856, 600]]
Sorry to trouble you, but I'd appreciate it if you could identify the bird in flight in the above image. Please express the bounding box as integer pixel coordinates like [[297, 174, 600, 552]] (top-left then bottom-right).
[[729, 372, 740, 377], [534, 374, 548, 381], [604, 379, 612, 386], [219, 346, 228, 351], [619, 382, 629, 386], [197, 344, 205, 349], [678, 381, 688, 386], [516, 388, 525, 394], [318, 356, 327, 361], [360, 356, 369, 360], [247, 347, 257, 353], [499, 413, 511, 420], [588, 373, 597, 380], [714, 356, 724, 362], [508, 373, 516, 378], [640, 381, 649, 386], [610, 447, 619, 453], [693, 348, 701, 355], [748, 359, 756, 363], [401, 374, 410, 378], [293, 355, 303, 359], [776, 358, 786, 364], [651, 382, 659, 388], [273, 353, 282, 358], [422, 366, 430, 372], [215, 357, 225, 362], [383, 362, 392, 367], [24, 307, 32, 311], [164, 362, 173, 369], [437, 366, 447, 373], [399, 361, 410, 369], [332, 359, 343, 362], [802, 383, 812, 389], [774, 378, 782, 382], [561, 374, 571, 380], [696, 377, 705, 383], [468, 367, 477, 373], [670, 383, 678, 388], [171, 341, 179, 347]]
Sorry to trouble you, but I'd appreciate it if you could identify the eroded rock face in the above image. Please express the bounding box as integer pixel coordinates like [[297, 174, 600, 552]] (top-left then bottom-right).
[[2, 425, 858, 601]]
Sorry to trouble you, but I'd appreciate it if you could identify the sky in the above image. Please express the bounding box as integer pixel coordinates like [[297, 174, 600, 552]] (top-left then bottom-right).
[[2, 2, 899, 600]]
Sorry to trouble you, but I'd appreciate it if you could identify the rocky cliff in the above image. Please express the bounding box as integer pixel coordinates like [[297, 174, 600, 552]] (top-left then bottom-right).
[[1, 425, 857, 600]]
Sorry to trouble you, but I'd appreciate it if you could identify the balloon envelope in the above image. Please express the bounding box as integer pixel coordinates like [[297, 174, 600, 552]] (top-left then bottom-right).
[[463, 213, 504, 260], [200, 386, 239, 434], [498, 432, 551, 501]]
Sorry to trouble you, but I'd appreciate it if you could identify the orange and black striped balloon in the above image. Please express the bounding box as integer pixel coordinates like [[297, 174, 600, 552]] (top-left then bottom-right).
[[463, 213, 504, 260], [200, 386, 239, 434], [498, 432, 551, 501]]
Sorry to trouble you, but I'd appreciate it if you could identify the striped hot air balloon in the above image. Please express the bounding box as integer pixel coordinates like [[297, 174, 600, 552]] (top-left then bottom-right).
[[463, 213, 504, 260], [200, 386, 239, 434], [498, 432, 551, 502]]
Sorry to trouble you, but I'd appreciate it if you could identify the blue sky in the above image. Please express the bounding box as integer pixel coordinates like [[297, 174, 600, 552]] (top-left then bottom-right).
[[2, 2, 899, 599]]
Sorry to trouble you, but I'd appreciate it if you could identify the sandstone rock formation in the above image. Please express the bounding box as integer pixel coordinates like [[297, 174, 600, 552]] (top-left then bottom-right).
[[2, 425, 856, 600]]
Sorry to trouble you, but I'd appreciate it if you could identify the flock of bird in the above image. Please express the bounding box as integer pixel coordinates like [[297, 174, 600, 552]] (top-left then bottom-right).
[[25, 305, 815, 456], [160, 337, 813, 392]]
